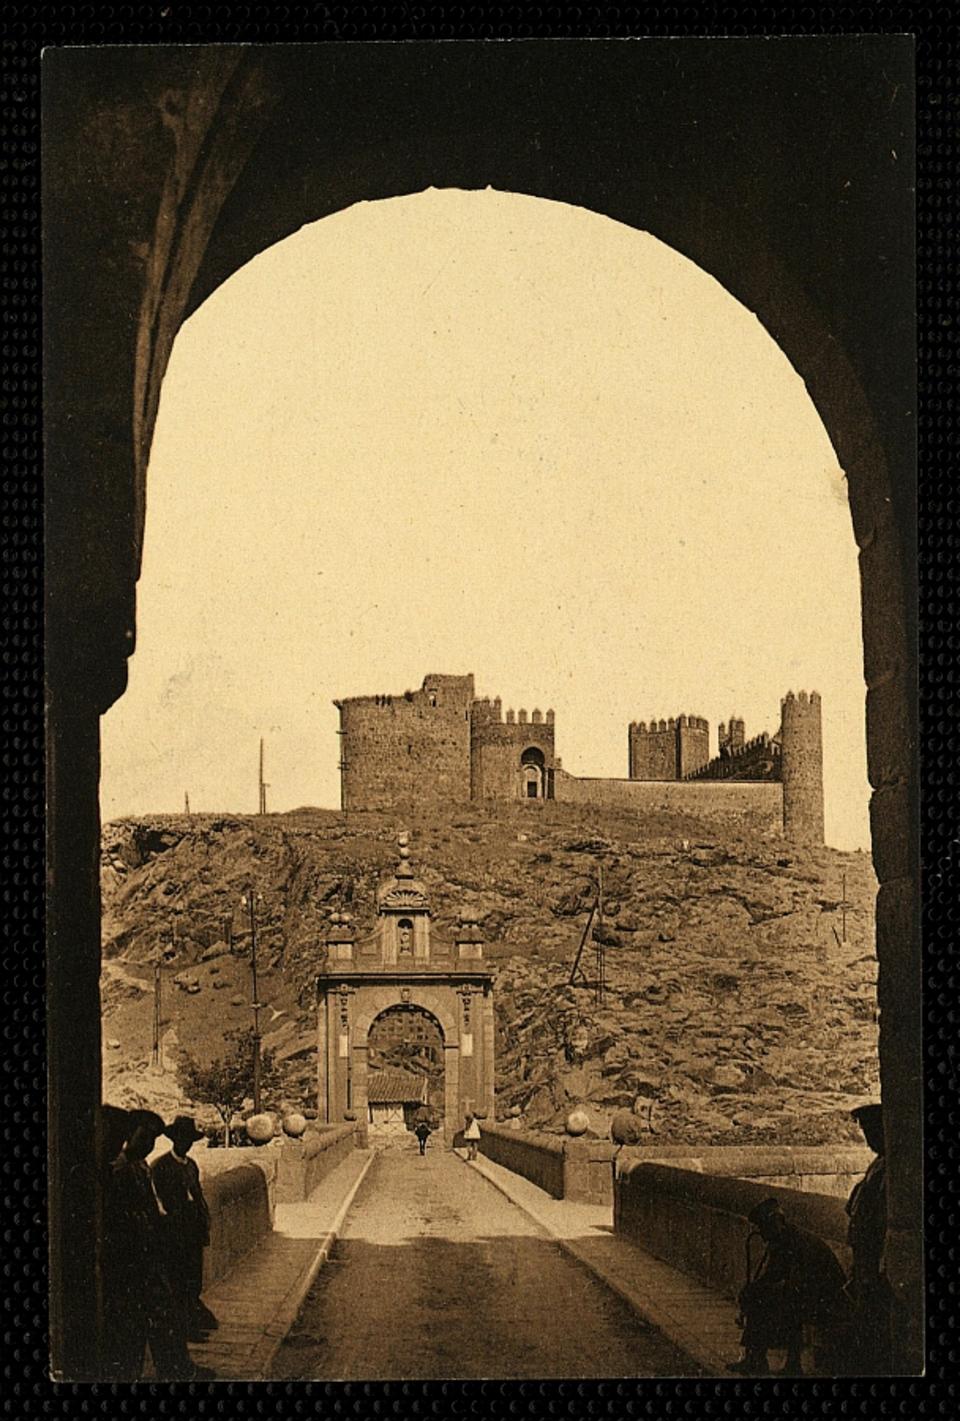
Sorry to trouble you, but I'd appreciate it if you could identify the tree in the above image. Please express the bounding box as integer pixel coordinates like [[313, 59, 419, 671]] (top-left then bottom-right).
[[177, 1028, 279, 1146]]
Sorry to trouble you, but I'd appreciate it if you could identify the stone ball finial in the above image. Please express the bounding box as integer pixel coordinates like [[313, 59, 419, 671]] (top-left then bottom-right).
[[564, 1108, 590, 1137], [246, 1113, 275, 1145], [611, 1109, 647, 1145]]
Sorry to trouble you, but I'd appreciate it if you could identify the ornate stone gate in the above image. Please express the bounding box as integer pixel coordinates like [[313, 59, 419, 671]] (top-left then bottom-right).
[[316, 838, 495, 1145]]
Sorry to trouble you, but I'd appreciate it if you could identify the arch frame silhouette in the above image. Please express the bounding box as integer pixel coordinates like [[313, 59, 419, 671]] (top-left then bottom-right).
[[43, 40, 919, 1376]]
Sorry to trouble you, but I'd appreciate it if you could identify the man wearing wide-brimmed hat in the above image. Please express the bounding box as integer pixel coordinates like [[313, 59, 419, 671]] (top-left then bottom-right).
[[728, 1195, 847, 1376], [151, 1115, 217, 1341], [846, 1101, 891, 1372], [107, 1109, 212, 1380]]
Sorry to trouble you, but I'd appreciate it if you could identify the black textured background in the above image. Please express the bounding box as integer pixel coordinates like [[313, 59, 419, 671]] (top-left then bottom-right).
[[5, 4, 957, 1416]]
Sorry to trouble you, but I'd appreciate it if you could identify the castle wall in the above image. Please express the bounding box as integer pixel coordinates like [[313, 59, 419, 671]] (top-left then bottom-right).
[[629, 715, 710, 780], [629, 724, 677, 779], [719, 717, 746, 754], [337, 674, 474, 811], [470, 711, 555, 800], [554, 770, 782, 831], [677, 721, 711, 777]]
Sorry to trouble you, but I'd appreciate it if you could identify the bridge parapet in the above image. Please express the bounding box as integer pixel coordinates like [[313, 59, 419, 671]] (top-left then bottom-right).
[[479, 1121, 615, 1204], [614, 1160, 853, 1303]]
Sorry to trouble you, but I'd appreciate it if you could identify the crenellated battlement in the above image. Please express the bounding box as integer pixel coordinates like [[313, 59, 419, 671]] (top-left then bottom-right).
[[334, 671, 823, 844], [631, 714, 709, 735], [684, 732, 780, 782], [628, 711, 710, 780]]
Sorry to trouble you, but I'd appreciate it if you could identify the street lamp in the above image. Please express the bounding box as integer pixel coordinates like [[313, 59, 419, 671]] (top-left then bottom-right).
[[240, 888, 264, 1113]]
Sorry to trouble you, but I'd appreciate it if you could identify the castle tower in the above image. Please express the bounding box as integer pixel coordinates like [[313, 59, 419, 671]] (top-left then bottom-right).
[[780, 690, 824, 844]]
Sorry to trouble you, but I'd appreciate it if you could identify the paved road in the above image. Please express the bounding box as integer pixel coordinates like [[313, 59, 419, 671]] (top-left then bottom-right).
[[274, 1141, 696, 1380]]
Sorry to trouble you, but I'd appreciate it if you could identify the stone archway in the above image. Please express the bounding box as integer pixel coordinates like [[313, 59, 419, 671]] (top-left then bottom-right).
[[43, 42, 919, 1376], [317, 977, 494, 1150], [367, 1002, 446, 1132], [520, 747, 546, 800]]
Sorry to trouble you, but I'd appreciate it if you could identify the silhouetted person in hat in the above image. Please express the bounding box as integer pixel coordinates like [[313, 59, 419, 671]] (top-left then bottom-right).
[[413, 1118, 432, 1156], [729, 1197, 847, 1376], [108, 1108, 213, 1381], [152, 1115, 217, 1340], [846, 1102, 892, 1372], [100, 1105, 137, 1381]]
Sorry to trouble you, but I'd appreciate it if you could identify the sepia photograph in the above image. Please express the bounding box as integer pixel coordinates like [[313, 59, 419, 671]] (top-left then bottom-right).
[[43, 37, 919, 1384]]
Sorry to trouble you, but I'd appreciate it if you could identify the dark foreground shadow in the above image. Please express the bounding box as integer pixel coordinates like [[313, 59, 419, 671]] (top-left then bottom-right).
[[273, 1231, 704, 1382]]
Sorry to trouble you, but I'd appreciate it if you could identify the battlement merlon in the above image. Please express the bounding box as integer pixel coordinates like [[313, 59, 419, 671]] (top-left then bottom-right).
[[631, 715, 709, 734]]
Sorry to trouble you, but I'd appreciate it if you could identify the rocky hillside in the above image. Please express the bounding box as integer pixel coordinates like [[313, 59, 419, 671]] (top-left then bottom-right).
[[100, 801, 879, 1145]]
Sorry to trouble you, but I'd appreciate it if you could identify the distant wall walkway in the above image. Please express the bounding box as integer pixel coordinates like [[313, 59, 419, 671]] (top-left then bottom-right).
[[553, 772, 782, 831]]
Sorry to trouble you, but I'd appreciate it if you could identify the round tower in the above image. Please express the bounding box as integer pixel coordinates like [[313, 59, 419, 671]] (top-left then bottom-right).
[[780, 690, 824, 844]]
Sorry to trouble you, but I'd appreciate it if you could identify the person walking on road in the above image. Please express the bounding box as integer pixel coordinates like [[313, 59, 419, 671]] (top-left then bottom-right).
[[413, 1118, 432, 1156], [463, 1111, 481, 1161]]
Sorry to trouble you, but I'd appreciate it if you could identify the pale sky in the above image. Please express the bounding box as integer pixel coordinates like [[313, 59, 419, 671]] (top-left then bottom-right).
[[101, 188, 870, 848]]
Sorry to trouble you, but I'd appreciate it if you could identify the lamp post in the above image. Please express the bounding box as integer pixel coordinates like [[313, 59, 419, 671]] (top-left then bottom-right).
[[241, 888, 264, 1113]]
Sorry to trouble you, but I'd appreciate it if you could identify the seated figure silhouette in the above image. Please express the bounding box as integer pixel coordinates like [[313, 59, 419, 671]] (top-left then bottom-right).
[[729, 1197, 847, 1377]]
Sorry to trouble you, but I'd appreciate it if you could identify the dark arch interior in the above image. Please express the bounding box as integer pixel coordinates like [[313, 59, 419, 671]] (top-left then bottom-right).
[[368, 1005, 446, 1119]]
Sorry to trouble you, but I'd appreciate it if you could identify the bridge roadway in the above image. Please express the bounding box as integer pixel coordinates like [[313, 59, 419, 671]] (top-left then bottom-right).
[[273, 1140, 696, 1380]]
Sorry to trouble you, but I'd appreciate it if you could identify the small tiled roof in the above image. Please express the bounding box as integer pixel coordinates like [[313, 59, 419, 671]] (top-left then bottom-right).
[[366, 1069, 428, 1104]]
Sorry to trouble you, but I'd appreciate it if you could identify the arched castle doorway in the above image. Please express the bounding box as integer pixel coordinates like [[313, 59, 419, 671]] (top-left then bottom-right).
[[316, 840, 495, 1146], [521, 746, 545, 799]]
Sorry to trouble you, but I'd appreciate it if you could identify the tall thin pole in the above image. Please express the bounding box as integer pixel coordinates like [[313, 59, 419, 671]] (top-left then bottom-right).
[[842, 871, 847, 943], [184, 791, 190, 816], [152, 952, 162, 1070], [258, 738, 267, 816], [248, 889, 262, 1112], [595, 860, 606, 1008]]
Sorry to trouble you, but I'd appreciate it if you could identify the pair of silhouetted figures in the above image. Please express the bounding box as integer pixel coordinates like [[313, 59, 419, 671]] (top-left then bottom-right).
[[728, 1103, 893, 1377], [100, 1107, 218, 1382]]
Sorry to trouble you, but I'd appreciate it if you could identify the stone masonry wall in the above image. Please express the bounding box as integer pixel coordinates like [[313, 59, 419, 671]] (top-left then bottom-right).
[[554, 770, 783, 831], [781, 690, 825, 843], [471, 715, 555, 800], [628, 722, 679, 779], [629, 716, 710, 780], [337, 675, 473, 811]]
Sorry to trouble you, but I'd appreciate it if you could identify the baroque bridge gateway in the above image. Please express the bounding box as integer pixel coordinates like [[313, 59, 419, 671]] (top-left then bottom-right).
[[315, 837, 495, 1145]]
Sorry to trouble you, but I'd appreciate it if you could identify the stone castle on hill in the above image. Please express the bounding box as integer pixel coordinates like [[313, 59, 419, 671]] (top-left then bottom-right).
[[334, 673, 824, 843]]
